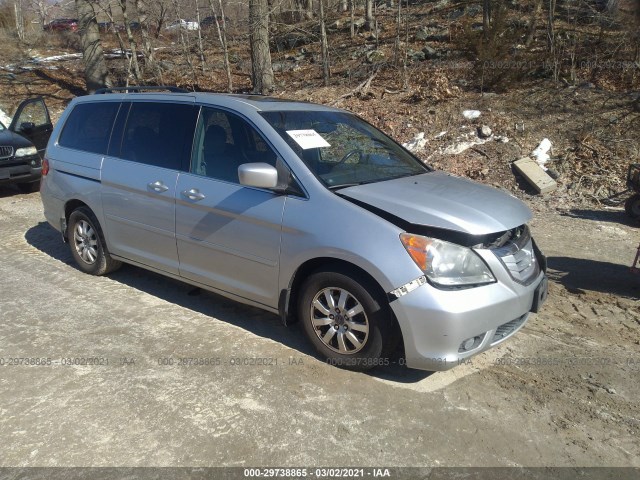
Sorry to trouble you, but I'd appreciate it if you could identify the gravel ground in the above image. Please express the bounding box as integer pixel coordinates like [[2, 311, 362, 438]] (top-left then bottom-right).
[[0, 186, 638, 469]]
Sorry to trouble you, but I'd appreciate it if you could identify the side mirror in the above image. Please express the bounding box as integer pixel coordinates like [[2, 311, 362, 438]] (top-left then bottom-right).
[[238, 163, 278, 189], [19, 121, 35, 133]]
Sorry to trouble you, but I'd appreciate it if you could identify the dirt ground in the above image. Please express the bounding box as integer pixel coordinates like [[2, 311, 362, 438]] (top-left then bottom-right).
[[0, 178, 638, 469]]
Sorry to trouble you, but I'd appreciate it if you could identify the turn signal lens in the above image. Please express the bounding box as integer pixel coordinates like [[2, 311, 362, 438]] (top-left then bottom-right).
[[399, 233, 429, 271], [42, 158, 49, 176]]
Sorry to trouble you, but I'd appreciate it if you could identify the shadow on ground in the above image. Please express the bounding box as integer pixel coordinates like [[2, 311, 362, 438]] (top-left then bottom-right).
[[561, 208, 640, 227], [25, 221, 432, 383], [547, 255, 640, 298]]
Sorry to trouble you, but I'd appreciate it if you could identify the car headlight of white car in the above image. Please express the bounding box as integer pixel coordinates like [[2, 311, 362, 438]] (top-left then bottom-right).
[[15, 146, 37, 157]]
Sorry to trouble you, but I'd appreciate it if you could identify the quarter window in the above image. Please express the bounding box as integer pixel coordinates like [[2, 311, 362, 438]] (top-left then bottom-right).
[[58, 102, 120, 155]]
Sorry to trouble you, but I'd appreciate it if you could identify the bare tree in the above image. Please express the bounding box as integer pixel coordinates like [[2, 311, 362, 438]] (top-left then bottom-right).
[[249, 0, 274, 94], [548, 0, 557, 53], [319, 0, 330, 86], [207, 0, 233, 91], [365, 0, 374, 30], [117, 0, 142, 82], [194, 0, 207, 72], [350, 0, 355, 38], [526, 0, 543, 46], [29, 0, 52, 29], [483, 0, 491, 38], [14, 0, 24, 41], [76, 0, 111, 92], [135, 0, 158, 77], [171, 0, 198, 85]]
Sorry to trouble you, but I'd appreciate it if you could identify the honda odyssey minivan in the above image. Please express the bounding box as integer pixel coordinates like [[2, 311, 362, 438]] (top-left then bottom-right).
[[40, 87, 547, 371]]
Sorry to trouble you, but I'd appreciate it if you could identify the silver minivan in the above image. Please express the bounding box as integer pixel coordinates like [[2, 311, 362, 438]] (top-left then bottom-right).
[[40, 89, 548, 371]]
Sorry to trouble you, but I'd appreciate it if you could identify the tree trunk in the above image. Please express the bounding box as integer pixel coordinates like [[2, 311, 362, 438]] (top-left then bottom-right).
[[76, 0, 111, 92], [194, 0, 207, 72], [14, 1, 25, 41], [350, 0, 355, 38], [249, 0, 274, 94], [135, 0, 157, 77], [319, 0, 330, 86], [483, 0, 491, 39], [525, 0, 543, 47], [208, 0, 233, 92], [365, 0, 374, 30], [548, 0, 557, 54], [119, 0, 142, 82]]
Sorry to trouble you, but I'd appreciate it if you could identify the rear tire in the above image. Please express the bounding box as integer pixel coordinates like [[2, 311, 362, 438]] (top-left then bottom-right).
[[298, 270, 394, 371], [624, 194, 640, 220], [68, 207, 121, 275]]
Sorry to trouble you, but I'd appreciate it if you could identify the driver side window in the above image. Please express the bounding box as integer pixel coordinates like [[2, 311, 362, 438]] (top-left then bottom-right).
[[191, 107, 277, 184]]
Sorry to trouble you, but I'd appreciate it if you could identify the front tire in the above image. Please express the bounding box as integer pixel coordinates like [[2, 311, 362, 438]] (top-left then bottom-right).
[[298, 270, 394, 371], [68, 207, 121, 275]]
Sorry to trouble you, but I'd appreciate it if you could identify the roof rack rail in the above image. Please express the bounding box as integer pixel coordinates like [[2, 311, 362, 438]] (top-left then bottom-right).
[[94, 86, 189, 94]]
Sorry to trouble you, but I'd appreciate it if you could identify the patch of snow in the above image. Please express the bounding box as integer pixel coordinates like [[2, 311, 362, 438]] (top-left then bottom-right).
[[531, 138, 552, 170], [434, 131, 447, 139], [462, 109, 481, 120], [402, 132, 428, 153], [442, 138, 488, 155], [0, 108, 11, 127], [32, 53, 82, 63]]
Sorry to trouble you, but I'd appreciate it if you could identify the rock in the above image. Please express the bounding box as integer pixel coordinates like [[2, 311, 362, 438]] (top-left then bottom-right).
[[415, 26, 449, 42], [408, 49, 426, 62], [366, 50, 385, 64], [353, 18, 366, 29], [477, 125, 492, 138], [422, 45, 438, 60], [605, 387, 616, 395]]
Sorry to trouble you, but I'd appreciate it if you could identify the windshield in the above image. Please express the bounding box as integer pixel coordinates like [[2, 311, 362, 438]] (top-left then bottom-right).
[[0, 121, 5, 131], [261, 110, 429, 189]]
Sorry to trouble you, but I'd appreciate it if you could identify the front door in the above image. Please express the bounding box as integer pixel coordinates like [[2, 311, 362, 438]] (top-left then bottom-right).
[[175, 106, 285, 308], [9, 97, 53, 157]]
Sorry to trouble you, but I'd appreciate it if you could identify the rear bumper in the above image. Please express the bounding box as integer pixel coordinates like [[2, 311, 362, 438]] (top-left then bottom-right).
[[390, 271, 546, 371]]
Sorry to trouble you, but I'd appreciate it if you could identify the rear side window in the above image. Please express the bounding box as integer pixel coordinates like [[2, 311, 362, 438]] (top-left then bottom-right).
[[119, 102, 198, 170], [58, 102, 120, 154]]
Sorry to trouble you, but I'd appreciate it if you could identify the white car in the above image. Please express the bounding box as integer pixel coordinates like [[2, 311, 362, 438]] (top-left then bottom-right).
[[165, 19, 199, 31]]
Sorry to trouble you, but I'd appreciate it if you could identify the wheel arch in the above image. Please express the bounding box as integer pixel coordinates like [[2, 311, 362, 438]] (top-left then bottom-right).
[[63, 199, 91, 240], [282, 257, 398, 329]]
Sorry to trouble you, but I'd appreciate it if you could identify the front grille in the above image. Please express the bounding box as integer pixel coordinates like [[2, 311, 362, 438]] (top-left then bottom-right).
[[0, 146, 13, 159], [491, 314, 527, 344], [492, 225, 539, 285]]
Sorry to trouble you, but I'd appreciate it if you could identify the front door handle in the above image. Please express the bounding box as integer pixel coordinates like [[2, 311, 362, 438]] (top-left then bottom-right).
[[148, 180, 169, 193], [182, 188, 206, 201]]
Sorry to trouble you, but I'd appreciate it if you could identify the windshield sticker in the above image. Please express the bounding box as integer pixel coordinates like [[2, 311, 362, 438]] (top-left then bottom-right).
[[286, 129, 331, 150]]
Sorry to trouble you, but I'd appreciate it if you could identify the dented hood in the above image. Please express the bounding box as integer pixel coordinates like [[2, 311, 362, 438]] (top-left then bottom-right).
[[338, 171, 532, 235]]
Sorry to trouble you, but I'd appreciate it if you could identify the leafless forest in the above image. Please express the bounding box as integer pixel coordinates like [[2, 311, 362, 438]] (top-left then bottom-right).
[[0, 0, 639, 204]]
